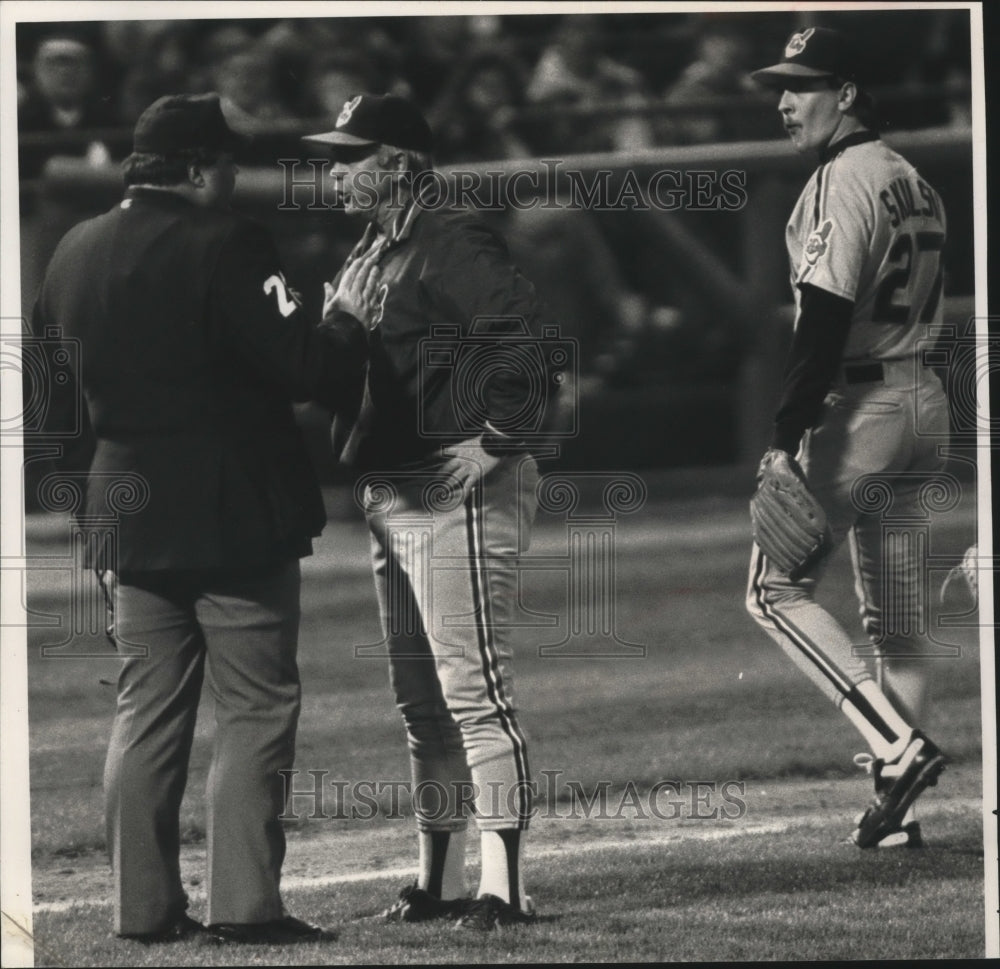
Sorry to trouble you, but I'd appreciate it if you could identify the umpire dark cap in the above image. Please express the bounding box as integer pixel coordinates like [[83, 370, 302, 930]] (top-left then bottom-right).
[[751, 27, 863, 86], [133, 93, 248, 154], [302, 94, 434, 153]]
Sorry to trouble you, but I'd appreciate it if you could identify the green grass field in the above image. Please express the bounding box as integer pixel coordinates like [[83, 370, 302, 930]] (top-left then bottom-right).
[[14, 477, 992, 964]]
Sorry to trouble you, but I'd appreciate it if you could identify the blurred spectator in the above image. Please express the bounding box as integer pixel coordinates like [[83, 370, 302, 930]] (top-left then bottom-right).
[[921, 10, 972, 127], [304, 50, 389, 120], [260, 18, 408, 116], [198, 24, 256, 76], [18, 35, 116, 179], [396, 16, 482, 106], [429, 49, 534, 163], [257, 18, 331, 111], [103, 21, 197, 123], [505, 204, 681, 389], [213, 45, 288, 131], [656, 20, 762, 144], [525, 14, 654, 153]]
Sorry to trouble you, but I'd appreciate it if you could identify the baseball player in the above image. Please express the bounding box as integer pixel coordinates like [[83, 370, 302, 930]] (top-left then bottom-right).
[[31, 93, 366, 943], [304, 94, 560, 930], [745, 28, 950, 848]]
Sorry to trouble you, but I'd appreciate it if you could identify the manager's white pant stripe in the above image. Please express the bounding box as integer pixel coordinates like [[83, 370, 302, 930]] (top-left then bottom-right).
[[466, 489, 530, 827]]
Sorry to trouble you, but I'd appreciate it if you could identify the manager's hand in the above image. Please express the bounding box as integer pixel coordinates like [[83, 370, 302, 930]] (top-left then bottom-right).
[[323, 239, 386, 328], [440, 437, 502, 503]]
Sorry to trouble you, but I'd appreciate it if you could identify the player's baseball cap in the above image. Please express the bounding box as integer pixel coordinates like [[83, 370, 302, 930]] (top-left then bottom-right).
[[302, 94, 434, 154], [751, 27, 864, 87], [132, 93, 248, 155]]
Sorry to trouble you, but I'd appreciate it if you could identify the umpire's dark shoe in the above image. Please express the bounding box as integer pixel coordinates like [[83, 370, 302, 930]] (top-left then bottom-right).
[[454, 893, 537, 931], [852, 732, 946, 849], [117, 913, 205, 943], [206, 914, 337, 944], [379, 882, 468, 923]]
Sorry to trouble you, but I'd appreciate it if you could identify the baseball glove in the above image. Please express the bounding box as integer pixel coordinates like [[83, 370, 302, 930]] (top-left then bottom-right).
[[750, 448, 830, 579], [940, 544, 978, 609]]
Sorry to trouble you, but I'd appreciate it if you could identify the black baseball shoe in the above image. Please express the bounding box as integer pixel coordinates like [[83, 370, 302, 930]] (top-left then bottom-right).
[[851, 752, 925, 849], [378, 882, 468, 923], [851, 732, 946, 849], [117, 913, 205, 943], [875, 819, 924, 848], [205, 914, 337, 944], [453, 893, 537, 931]]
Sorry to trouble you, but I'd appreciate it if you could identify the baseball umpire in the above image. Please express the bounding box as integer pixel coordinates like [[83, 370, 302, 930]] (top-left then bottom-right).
[[30, 93, 367, 942], [745, 28, 949, 849], [304, 94, 560, 930]]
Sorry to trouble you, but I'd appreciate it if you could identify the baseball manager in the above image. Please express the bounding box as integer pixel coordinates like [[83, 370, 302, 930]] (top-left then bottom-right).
[[306, 94, 562, 931]]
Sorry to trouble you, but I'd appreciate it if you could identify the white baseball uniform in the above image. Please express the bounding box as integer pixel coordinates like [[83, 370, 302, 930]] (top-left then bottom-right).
[[747, 131, 950, 746]]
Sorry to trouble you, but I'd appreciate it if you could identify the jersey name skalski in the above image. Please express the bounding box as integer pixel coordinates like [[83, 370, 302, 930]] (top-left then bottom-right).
[[787, 137, 947, 361]]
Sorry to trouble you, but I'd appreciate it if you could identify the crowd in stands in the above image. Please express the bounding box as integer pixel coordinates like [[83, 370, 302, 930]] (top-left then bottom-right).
[[15, 11, 974, 390], [17, 10, 972, 175]]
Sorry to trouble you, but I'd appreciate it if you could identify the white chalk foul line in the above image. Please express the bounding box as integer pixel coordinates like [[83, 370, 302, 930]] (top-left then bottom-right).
[[35, 819, 778, 915], [34, 802, 966, 916]]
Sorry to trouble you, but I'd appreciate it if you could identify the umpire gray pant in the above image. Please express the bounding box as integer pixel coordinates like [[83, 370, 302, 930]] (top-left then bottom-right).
[[103, 561, 300, 934]]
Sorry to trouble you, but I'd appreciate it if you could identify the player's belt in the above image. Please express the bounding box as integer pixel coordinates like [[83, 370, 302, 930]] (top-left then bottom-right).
[[842, 362, 884, 384]]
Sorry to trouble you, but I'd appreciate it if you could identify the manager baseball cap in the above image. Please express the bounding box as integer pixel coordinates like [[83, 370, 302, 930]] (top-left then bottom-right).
[[751, 27, 863, 87], [302, 94, 434, 153], [133, 93, 248, 155]]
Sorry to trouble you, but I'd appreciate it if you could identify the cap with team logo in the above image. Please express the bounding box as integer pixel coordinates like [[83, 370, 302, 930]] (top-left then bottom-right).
[[751, 27, 863, 87], [302, 94, 434, 153]]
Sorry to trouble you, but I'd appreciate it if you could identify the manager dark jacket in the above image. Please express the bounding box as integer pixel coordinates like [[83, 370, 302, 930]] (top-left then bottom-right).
[[329, 198, 562, 471], [32, 187, 366, 572]]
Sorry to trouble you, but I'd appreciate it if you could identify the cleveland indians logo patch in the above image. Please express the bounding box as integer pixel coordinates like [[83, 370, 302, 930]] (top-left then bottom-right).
[[785, 28, 815, 59], [337, 96, 362, 127], [804, 219, 834, 265]]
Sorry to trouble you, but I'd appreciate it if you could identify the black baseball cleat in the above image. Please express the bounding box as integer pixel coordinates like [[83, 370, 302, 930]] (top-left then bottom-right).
[[453, 893, 537, 931], [205, 914, 337, 944], [874, 819, 924, 849], [851, 732, 946, 849], [851, 753, 924, 849], [117, 913, 206, 943], [378, 882, 468, 923]]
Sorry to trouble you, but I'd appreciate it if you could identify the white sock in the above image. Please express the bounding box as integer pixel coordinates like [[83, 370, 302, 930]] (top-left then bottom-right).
[[477, 829, 526, 909], [417, 828, 467, 900], [842, 680, 914, 762]]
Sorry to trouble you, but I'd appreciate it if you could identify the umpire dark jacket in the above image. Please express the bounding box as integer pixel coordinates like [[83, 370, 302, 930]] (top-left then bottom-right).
[[32, 187, 366, 571]]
